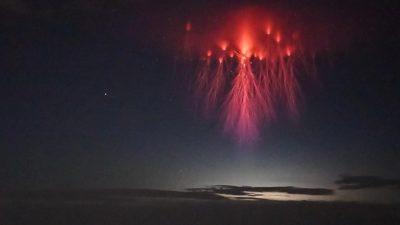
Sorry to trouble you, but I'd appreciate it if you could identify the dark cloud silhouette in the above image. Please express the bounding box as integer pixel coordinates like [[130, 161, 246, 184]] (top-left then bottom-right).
[[187, 185, 334, 196], [335, 175, 400, 190], [0, 186, 334, 203], [0, 189, 226, 201]]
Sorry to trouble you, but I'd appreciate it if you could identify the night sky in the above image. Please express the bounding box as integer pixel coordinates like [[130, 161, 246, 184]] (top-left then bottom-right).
[[1, 0, 399, 203]]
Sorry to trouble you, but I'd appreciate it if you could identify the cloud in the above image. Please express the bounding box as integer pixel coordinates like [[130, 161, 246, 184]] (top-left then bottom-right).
[[335, 175, 400, 190], [0, 189, 226, 201], [1, 186, 336, 203], [187, 185, 334, 196]]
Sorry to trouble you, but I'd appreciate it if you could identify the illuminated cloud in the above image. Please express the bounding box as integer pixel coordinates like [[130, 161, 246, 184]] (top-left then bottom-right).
[[188, 185, 334, 196]]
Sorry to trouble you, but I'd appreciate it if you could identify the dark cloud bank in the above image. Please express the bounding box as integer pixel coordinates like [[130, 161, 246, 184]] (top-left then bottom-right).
[[2, 175, 400, 202], [3, 175, 400, 202], [336, 175, 400, 190], [0, 185, 334, 203]]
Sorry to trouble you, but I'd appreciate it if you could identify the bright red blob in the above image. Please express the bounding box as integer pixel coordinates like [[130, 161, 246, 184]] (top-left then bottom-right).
[[185, 21, 192, 32], [219, 40, 228, 51], [182, 8, 314, 145]]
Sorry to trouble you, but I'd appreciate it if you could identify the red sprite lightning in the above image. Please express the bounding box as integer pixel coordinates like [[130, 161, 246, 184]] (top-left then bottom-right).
[[183, 8, 311, 145]]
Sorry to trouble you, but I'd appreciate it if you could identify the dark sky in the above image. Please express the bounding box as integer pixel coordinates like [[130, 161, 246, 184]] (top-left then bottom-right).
[[0, 0, 399, 202]]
